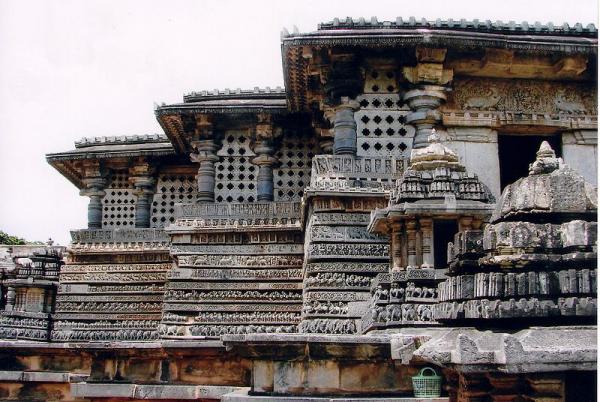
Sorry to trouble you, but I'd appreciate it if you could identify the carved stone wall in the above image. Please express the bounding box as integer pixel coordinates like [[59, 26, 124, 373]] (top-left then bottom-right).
[[52, 229, 170, 341], [446, 77, 597, 115], [161, 202, 304, 338], [300, 196, 390, 334]]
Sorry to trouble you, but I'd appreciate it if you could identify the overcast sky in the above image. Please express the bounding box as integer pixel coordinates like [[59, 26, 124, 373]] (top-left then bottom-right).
[[0, 0, 597, 245]]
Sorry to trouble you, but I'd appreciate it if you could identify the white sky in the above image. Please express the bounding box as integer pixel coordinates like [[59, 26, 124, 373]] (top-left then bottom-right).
[[0, 0, 597, 245]]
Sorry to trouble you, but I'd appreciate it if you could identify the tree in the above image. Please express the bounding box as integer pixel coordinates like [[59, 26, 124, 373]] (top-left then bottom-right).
[[0, 230, 42, 245]]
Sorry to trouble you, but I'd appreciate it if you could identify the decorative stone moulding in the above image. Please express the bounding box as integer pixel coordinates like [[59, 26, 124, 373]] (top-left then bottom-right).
[[436, 142, 598, 325]]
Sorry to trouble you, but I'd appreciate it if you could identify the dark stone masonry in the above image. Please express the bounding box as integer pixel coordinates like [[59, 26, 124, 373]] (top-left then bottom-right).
[[0, 17, 597, 401]]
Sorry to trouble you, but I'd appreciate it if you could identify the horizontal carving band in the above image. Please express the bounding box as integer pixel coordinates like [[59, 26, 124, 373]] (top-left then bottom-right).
[[171, 244, 304, 255], [71, 229, 169, 243]]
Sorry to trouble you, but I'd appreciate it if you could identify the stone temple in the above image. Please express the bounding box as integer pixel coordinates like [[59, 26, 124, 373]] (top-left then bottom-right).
[[0, 17, 597, 402]]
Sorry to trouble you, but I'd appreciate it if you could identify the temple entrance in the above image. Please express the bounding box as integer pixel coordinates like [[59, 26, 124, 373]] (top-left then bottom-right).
[[498, 133, 562, 191], [433, 219, 458, 269]]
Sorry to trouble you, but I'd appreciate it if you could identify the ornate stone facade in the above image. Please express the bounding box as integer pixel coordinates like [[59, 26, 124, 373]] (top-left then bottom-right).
[[0, 17, 597, 402]]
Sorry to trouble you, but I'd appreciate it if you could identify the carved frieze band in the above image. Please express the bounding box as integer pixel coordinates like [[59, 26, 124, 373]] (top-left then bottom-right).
[[171, 244, 304, 255], [448, 77, 597, 115], [166, 281, 302, 290], [304, 291, 370, 302], [177, 254, 303, 268], [307, 243, 389, 260], [312, 197, 388, 212], [176, 201, 301, 219], [60, 263, 170, 273], [59, 271, 167, 283], [71, 229, 169, 243], [310, 212, 371, 226], [168, 268, 303, 281], [305, 262, 389, 274], [309, 225, 388, 243], [163, 303, 301, 312]]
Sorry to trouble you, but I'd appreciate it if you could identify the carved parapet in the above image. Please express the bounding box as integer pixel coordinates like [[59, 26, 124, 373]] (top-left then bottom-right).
[[168, 201, 302, 233], [306, 154, 407, 196], [70, 228, 169, 243]]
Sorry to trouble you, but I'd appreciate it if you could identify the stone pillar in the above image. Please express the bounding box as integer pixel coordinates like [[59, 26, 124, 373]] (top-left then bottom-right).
[[419, 218, 434, 268], [406, 220, 418, 269], [252, 140, 278, 201], [190, 140, 219, 202], [333, 97, 359, 155], [252, 113, 280, 202], [5, 286, 15, 311], [80, 163, 107, 229], [403, 85, 447, 149], [390, 222, 403, 271], [402, 47, 452, 149], [130, 162, 156, 228]]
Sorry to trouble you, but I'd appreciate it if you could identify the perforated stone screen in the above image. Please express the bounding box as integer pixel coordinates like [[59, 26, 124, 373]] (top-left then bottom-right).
[[274, 135, 319, 201], [150, 174, 197, 228], [215, 131, 257, 203], [355, 69, 415, 158], [102, 170, 136, 228]]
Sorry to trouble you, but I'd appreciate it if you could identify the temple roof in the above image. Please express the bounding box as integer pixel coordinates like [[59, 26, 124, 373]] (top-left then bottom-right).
[[282, 17, 598, 112], [183, 87, 286, 103], [46, 134, 175, 189], [313, 17, 597, 37]]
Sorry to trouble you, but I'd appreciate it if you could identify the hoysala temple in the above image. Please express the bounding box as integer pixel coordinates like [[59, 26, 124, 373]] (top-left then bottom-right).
[[0, 17, 597, 402]]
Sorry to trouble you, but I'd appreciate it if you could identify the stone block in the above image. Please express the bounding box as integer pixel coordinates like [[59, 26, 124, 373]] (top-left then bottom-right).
[[273, 361, 305, 394], [306, 361, 340, 393], [252, 361, 273, 393]]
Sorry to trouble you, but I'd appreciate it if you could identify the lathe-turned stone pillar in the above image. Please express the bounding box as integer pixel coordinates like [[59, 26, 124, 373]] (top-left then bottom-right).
[[130, 161, 156, 228], [251, 113, 280, 201], [190, 139, 219, 202], [402, 47, 453, 149], [322, 53, 363, 156], [333, 97, 359, 155], [404, 85, 447, 149], [79, 161, 107, 229], [252, 140, 278, 201]]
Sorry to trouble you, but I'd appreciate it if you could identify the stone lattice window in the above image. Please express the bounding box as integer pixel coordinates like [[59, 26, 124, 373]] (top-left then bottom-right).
[[150, 173, 197, 228], [215, 131, 257, 203], [355, 69, 415, 158], [102, 170, 136, 228], [274, 135, 318, 201]]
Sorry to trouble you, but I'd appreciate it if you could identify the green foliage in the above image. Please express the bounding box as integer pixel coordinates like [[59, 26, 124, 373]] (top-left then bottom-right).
[[0, 230, 39, 245]]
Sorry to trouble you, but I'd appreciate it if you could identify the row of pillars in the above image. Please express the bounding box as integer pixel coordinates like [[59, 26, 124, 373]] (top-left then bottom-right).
[[80, 161, 157, 229]]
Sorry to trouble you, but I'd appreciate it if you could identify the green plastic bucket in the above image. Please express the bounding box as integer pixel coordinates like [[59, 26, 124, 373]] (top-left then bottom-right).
[[412, 367, 442, 398]]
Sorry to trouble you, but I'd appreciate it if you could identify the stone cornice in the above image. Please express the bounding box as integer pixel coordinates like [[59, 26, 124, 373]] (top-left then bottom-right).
[[46, 141, 175, 189], [282, 26, 597, 111], [312, 17, 597, 37]]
